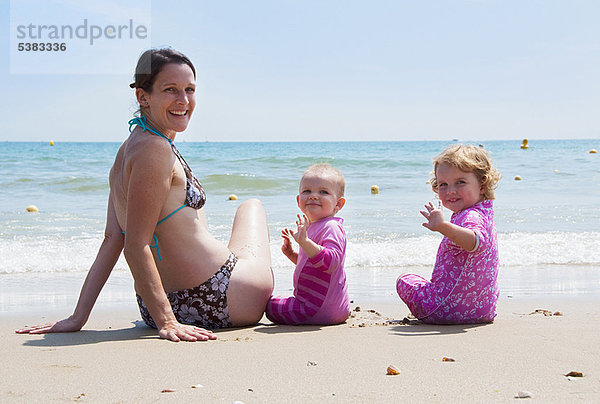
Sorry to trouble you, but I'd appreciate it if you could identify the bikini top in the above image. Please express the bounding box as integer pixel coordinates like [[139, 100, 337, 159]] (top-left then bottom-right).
[[126, 116, 207, 261], [128, 116, 206, 210]]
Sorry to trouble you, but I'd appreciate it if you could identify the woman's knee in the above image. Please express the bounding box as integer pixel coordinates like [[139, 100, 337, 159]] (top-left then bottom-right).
[[229, 198, 270, 256], [231, 198, 267, 231], [240, 197, 262, 208], [236, 198, 264, 216]]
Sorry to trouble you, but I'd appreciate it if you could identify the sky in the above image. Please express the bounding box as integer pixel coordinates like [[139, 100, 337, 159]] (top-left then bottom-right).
[[1, 0, 599, 142]]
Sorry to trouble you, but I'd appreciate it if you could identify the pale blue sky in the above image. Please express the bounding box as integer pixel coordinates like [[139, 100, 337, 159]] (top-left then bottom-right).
[[2, 0, 599, 142]]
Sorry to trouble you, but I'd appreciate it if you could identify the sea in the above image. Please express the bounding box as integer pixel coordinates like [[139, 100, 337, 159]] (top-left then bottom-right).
[[1, 139, 599, 314]]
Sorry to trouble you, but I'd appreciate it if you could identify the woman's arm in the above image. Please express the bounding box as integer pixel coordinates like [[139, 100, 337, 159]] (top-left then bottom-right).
[[16, 194, 124, 334], [70, 193, 125, 325], [122, 140, 215, 342]]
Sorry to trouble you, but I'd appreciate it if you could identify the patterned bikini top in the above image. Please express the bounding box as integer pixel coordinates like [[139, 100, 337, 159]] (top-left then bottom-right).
[[128, 116, 206, 210]]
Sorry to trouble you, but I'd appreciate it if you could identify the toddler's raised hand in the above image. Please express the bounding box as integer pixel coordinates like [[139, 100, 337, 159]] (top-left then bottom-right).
[[420, 201, 446, 232], [286, 214, 322, 259], [292, 214, 309, 243], [281, 228, 299, 264], [281, 228, 295, 258]]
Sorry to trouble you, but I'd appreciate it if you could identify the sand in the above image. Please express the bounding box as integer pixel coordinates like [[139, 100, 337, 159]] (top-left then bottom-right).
[[2, 296, 599, 403]]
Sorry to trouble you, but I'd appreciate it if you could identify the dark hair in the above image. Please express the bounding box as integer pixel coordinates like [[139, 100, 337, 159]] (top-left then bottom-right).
[[129, 48, 196, 93]]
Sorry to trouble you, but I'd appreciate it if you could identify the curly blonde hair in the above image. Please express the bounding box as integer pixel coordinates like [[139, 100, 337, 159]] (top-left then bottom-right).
[[430, 144, 501, 200]]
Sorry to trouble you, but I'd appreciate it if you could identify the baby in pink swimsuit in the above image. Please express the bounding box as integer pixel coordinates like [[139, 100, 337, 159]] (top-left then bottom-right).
[[266, 163, 349, 325], [397, 144, 501, 324]]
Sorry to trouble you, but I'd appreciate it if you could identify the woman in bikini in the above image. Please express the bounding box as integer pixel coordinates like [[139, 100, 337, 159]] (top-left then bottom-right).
[[16, 48, 274, 342]]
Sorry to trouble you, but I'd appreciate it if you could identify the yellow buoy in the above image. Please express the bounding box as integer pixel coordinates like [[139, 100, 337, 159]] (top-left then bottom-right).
[[520, 139, 529, 149], [26, 205, 39, 212], [514, 175, 522, 181], [590, 149, 598, 154], [554, 169, 559, 173], [227, 194, 238, 201], [49, 141, 54, 146], [370, 185, 379, 194]]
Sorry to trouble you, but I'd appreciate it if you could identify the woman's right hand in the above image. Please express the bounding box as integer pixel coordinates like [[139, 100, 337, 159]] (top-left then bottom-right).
[[158, 320, 217, 342], [15, 316, 84, 334]]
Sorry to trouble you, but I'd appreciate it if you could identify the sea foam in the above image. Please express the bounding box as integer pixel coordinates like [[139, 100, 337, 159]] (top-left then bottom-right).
[[2, 231, 598, 274]]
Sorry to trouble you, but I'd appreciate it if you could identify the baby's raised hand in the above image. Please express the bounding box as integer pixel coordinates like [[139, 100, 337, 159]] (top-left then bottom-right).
[[420, 201, 445, 232], [281, 228, 295, 257], [292, 214, 309, 243]]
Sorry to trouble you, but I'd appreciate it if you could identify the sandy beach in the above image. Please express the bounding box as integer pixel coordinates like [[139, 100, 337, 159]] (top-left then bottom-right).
[[2, 296, 598, 403]]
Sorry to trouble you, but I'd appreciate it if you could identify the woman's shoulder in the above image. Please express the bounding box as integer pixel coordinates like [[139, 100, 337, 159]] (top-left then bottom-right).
[[125, 130, 175, 166], [129, 128, 173, 152], [110, 132, 176, 194]]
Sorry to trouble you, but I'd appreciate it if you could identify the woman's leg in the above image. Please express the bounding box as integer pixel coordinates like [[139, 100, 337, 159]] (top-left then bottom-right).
[[226, 199, 274, 326]]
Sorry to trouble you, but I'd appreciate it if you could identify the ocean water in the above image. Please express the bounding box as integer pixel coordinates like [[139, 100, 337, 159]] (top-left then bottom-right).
[[1, 139, 599, 312]]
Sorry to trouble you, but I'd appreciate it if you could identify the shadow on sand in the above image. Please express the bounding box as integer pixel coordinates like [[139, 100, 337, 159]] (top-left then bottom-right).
[[252, 323, 324, 335], [21, 321, 157, 347], [389, 319, 492, 336]]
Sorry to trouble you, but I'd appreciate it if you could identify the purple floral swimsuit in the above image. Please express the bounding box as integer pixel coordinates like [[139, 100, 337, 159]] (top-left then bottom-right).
[[396, 200, 499, 324]]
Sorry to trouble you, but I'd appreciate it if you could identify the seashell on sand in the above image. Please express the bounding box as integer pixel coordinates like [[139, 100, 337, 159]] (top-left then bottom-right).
[[386, 365, 400, 375], [565, 371, 583, 377], [514, 390, 533, 398]]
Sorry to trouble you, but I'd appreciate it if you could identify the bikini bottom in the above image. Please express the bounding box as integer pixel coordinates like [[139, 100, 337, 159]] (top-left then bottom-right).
[[136, 252, 237, 329]]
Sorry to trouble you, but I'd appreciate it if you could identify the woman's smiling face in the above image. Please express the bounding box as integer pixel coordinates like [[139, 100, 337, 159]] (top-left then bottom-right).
[[141, 62, 196, 136]]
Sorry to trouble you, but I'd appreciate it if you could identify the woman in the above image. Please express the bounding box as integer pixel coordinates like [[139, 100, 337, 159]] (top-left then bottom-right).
[[17, 48, 274, 342]]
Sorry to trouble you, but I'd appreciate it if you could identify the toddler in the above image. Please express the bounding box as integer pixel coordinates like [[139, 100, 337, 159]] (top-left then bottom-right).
[[397, 144, 501, 324], [266, 163, 349, 325]]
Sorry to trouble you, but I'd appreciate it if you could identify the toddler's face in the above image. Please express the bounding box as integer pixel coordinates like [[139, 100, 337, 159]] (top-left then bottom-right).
[[297, 174, 344, 223], [435, 163, 484, 213]]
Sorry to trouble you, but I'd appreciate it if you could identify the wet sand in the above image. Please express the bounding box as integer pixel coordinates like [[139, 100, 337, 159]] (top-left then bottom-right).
[[3, 296, 599, 403]]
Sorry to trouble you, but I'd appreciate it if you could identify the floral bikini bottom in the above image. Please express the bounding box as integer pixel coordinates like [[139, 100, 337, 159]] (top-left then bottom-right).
[[136, 253, 237, 329]]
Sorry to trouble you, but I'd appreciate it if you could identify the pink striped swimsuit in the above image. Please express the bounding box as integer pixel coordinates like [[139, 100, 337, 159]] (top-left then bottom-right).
[[266, 217, 349, 325]]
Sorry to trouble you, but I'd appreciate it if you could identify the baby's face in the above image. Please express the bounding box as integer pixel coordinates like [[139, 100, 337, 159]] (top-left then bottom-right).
[[435, 163, 484, 213], [297, 174, 344, 223]]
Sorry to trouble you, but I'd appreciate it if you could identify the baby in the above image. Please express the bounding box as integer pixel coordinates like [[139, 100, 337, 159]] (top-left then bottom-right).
[[397, 144, 501, 324], [266, 163, 349, 325]]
